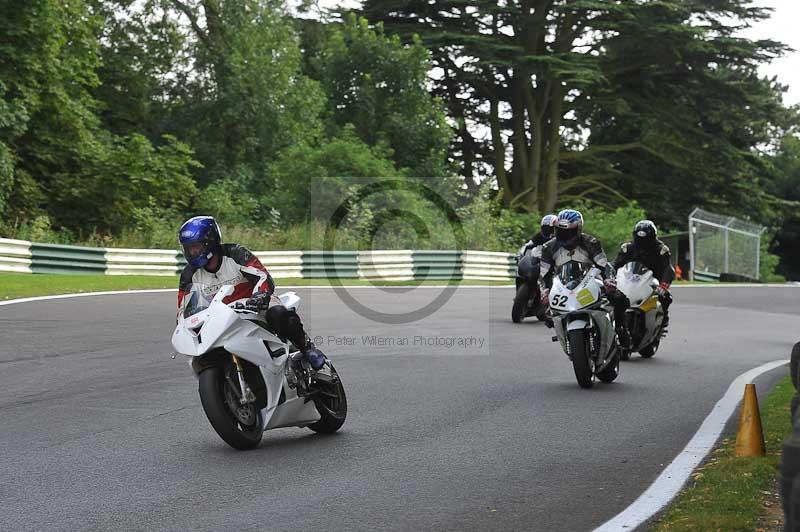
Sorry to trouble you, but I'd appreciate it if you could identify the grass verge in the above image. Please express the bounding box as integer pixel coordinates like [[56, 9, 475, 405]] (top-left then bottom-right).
[[654, 375, 794, 532], [0, 273, 512, 300]]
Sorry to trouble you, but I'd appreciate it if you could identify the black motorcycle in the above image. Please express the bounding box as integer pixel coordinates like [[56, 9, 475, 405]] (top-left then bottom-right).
[[511, 249, 550, 323]]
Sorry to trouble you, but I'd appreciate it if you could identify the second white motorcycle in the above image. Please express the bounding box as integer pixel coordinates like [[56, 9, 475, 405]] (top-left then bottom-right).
[[616, 261, 666, 359]]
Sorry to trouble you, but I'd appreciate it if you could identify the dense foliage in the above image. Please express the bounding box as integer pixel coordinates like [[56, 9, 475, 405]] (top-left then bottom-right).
[[0, 0, 797, 278]]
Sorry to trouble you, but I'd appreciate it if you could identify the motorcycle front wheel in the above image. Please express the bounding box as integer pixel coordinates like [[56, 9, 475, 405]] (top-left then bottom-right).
[[568, 329, 594, 389], [199, 366, 263, 450], [309, 363, 347, 434]]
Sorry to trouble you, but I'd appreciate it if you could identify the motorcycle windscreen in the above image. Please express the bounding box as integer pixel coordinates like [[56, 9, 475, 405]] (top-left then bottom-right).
[[621, 261, 651, 277], [182, 283, 215, 319], [556, 261, 589, 290]]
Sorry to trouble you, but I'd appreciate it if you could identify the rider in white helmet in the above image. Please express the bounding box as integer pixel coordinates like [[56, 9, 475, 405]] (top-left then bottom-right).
[[520, 214, 558, 255]]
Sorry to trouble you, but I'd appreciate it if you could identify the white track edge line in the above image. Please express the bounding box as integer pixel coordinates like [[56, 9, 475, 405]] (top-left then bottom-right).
[[0, 286, 507, 305], [592, 359, 789, 532], [1, 283, 797, 306], [0, 289, 177, 306]]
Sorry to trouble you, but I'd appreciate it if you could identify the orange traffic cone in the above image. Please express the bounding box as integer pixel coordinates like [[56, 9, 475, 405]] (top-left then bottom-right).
[[735, 383, 766, 457]]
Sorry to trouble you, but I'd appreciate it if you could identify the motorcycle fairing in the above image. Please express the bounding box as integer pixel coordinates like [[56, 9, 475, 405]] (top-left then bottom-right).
[[172, 285, 321, 433], [553, 308, 616, 363], [616, 262, 664, 352]]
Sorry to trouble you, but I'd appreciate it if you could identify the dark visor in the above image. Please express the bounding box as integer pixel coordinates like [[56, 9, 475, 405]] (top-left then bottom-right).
[[182, 242, 206, 260], [555, 226, 578, 242]]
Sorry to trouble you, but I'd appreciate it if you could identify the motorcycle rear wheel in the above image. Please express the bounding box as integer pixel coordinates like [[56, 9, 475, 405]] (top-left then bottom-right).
[[199, 366, 263, 450], [511, 284, 532, 323], [309, 364, 348, 434], [597, 349, 620, 383], [568, 329, 594, 389]]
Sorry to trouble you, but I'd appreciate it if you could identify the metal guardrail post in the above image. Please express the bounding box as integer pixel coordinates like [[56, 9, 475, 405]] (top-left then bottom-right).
[[724, 217, 733, 274], [688, 209, 697, 282], [756, 227, 766, 281]]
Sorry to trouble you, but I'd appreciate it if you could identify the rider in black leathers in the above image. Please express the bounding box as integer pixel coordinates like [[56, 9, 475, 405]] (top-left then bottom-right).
[[520, 214, 558, 255], [613, 220, 675, 327], [516, 214, 557, 291]]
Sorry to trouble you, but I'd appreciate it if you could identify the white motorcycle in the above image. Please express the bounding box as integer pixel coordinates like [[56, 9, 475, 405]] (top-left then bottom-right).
[[549, 262, 620, 388], [172, 284, 347, 450], [615, 261, 666, 359]]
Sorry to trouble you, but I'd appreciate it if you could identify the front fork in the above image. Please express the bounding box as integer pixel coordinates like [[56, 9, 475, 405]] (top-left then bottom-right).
[[231, 354, 256, 405], [558, 318, 596, 360], [566, 328, 597, 358]]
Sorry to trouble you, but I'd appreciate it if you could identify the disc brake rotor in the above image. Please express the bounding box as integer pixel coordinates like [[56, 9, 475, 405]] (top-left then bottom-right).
[[224, 379, 256, 426]]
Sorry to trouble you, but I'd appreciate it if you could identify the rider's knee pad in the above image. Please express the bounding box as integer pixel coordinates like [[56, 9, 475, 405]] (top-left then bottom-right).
[[285, 311, 305, 338], [266, 305, 305, 344]]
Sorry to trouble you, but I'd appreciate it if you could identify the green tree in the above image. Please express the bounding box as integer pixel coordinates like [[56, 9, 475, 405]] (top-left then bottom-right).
[[0, 0, 202, 236], [54, 134, 200, 231], [266, 126, 401, 224], [363, 0, 637, 212], [53, 134, 198, 233], [765, 134, 800, 279], [0, 0, 103, 224], [309, 15, 452, 180], [91, 0, 188, 140], [165, 0, 325, 186], [572, 0, 794, 227], [362, 0, 795, 220]]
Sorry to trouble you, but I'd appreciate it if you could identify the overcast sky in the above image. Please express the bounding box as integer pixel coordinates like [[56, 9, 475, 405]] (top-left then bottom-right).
[[309, 0, 799, 105], [741, 0, 800, 106]]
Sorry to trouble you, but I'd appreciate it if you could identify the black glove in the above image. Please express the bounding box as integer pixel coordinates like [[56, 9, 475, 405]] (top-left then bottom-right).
[[245, 292, 270, 312]]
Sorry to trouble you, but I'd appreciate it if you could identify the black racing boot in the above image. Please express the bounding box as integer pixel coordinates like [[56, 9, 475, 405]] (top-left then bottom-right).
[[616, 326, 631, 351], [301, 341, 334, 383]]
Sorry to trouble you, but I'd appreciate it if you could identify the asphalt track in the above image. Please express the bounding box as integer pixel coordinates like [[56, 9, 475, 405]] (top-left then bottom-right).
[[0, 285, 796, 532]]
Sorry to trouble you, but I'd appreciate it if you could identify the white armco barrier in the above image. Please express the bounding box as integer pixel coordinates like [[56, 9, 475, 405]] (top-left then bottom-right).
[[0, 238, 33, 273], [462, 251, 515, 280], [104, 248, 184, 276], [359, 250, 415, 281], [255, 251, 304, 278], [0, 238, 523, 280]]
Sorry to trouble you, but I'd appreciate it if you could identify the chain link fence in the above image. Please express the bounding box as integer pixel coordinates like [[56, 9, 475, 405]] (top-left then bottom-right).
[[689, 208, 765, 281]]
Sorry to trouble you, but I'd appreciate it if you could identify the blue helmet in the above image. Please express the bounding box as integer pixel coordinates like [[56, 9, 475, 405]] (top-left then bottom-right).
[[179, 216, 222, 268], [555, 209, 584, 250]]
